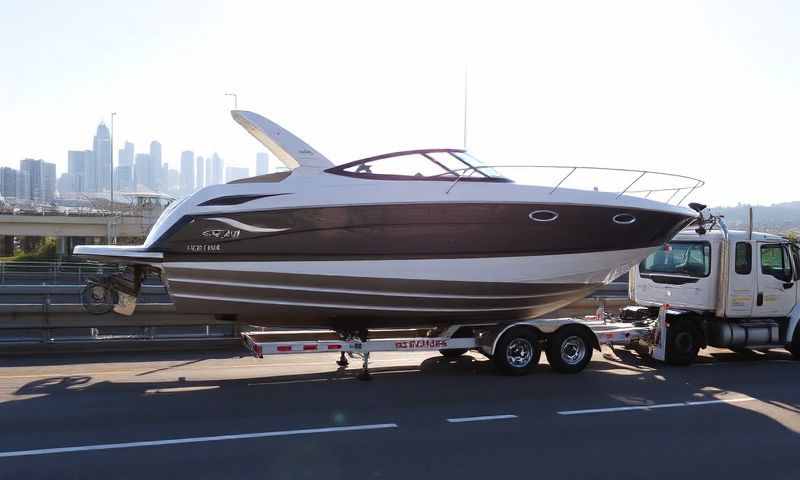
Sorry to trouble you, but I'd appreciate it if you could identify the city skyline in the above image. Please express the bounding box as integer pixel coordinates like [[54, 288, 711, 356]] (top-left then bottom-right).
[[0, 120, 274, 202]]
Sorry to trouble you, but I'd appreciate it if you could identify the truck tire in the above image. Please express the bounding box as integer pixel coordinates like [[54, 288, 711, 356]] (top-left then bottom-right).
[[789, 326, 800, 360], [666, 321, 700, 365], [439, 348, 468, 358], [545, 326, 594, 374], [494, 327, 541, 375]]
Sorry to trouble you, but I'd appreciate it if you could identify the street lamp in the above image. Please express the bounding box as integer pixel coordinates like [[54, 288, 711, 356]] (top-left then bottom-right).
[[224, 92, 238, 109]]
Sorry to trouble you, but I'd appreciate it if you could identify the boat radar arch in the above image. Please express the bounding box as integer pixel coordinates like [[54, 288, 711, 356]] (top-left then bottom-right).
[[231, 110, 334, 170]]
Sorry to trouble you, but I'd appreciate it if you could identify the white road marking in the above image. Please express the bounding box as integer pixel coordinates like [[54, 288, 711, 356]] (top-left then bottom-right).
[[557, 397, 757, 416], [0, 423, 399, 458], [447, 414, 518, 423]]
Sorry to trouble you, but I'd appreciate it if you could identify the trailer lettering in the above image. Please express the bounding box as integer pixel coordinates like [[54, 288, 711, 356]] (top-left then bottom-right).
[[394, 339, 447, 349]]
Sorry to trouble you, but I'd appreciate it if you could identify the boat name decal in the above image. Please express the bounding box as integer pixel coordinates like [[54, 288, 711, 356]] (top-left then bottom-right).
[[202, 229, 241, 240], [394, 339, 448, 349], [186, 244, 222, 253], [206, 217, 289, 233]]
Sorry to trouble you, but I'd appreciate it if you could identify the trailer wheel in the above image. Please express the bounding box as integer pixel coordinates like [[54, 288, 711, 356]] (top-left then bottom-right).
[[666, 321, 699, 365], [494, 327, 540, 375], [439, 348, 468, 358], [546, 326, 594, 374]]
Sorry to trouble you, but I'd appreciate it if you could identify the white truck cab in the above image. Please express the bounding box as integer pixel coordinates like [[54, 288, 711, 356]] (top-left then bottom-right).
[[626, 222, 800, 363]]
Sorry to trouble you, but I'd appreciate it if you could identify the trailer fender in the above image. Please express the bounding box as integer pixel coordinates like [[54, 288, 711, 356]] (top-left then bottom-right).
[[482, 320, 601, 357]]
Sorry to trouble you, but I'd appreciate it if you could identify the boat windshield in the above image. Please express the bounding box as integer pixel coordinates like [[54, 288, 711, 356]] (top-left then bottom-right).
[[327, 150, 510, 182]]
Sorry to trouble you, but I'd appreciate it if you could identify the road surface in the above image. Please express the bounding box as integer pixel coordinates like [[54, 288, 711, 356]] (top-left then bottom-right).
[[1, 346, 799, 479]]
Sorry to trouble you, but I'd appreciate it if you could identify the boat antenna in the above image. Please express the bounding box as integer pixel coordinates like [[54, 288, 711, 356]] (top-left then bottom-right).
[[462, 66, 468, 150]]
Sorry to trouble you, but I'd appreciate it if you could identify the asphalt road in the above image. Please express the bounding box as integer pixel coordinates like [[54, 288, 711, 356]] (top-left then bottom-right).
[[1, 346, 799, 480]]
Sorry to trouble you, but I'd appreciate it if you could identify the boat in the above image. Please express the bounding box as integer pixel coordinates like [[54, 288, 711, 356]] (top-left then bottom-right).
[[74, 110, 701, 333]]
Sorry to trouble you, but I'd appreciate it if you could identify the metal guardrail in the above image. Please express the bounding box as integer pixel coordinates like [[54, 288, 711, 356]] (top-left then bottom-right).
[[0, 261, 126, 285], [445, 165, 704, 206]]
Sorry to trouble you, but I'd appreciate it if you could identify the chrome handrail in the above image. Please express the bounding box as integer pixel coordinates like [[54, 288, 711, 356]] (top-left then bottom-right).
[[445, 164, 704, 205]]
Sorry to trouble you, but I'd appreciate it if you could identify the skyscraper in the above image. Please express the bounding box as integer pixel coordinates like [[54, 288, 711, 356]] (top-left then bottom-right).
[[195, 156, 204, 190], [0, 167, 17, 200], [68, 150, 91, 193], [19, 159, 56, 203], [119, 141, 134, 167], [207, 153, 223, 185], [134, 153, 151, 191], [225, 166, 249, 183], [256, 152, 269, 175], [180, 151, 195, 197], [204, 155, 212, 186], [93, 123, 111, 192], [149, 141, 162, 191]]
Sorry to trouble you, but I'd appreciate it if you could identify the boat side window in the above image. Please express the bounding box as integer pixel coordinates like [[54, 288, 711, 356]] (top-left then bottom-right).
[[639, 241, 711, 278], [734, 242, 752, 275], [760, 244, 793, 281]]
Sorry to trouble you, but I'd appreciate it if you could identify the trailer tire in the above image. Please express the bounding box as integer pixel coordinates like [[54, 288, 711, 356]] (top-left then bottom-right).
[[439, 348, 468, 358], [494, 327, 540, 375], [666, 320, 699, 365], [546, 326, 594, 374]]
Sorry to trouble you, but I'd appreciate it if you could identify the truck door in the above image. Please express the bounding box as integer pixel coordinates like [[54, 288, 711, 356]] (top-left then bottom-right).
[[753, 242, 795, 317], [727, 241, 755, 317]]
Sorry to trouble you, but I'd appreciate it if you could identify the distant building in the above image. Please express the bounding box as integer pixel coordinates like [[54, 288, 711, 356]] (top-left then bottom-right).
[[93, 123, 111, 192], [57, 173, 76, 197], [195, 156, 204, 190], [161, 162, 169, 194], [208, 153, 223, 185], [0, 167, 17, 200], [256, 152, 269, 175], [115, 165, 133, 192], [67, 150, 91, 193], [225, 166, 249, 183], [134, 153, 151, 191], [19, 158, 56, 203], [180, 151, 194, 197], [149, 141, 162, 192], [168, 168, 180, 196], [119, 141, 134, 167]]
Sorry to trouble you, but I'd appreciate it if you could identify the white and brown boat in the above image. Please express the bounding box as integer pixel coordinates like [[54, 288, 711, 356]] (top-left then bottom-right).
[[75, 110, 701, 332]]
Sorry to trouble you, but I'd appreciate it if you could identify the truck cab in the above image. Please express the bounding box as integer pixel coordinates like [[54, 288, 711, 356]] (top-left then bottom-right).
[[628, 226, 800, 361]]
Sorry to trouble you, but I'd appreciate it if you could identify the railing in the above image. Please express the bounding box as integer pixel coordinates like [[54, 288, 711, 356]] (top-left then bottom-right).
[[0, 261, 126, 286], [445, 165, 704, 206]]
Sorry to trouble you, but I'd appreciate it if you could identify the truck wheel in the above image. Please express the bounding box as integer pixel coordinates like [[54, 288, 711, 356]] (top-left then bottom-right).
[[546, 326, 594, 374], [439, 348, 468, 358], [494, 327, 540, 375], [789, 326, 800, 360], [666, 322, 699, 365]]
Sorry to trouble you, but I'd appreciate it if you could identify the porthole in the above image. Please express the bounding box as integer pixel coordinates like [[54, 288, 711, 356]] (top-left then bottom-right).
[[529, 210, 559, 222], [613, 213, 636, 225]]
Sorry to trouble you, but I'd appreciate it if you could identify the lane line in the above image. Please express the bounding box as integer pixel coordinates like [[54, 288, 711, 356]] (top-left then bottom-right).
[[0, 357, 432, 380], [0, 423, 399, 459], [557, 397, 757, 416], [447, 414, 518, 423]]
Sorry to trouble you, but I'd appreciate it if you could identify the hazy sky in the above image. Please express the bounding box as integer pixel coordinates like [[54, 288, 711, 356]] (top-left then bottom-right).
[[1, 0, 798, 206]]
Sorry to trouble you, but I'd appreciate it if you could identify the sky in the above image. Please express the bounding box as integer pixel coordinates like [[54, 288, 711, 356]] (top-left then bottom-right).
[[0, 0, 798, 206]]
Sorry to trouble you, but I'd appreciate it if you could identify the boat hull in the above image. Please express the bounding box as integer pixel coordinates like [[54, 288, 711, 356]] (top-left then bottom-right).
[[162, 247, 652, 329]]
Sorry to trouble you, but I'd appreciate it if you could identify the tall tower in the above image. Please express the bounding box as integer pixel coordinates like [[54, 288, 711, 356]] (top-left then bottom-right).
[[149, 141, 162, 191], [195, 156, 205, 189], [180, 151, 195, 197], [256, 152, 269, 175], [93, 123, 111, 192]]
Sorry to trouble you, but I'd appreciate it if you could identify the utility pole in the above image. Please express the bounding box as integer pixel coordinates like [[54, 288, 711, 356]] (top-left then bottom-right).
[[110, 112, 117, 244], [224, 92, 238, 109]]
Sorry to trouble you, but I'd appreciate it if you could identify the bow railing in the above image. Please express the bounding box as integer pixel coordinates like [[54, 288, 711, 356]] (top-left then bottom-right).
[[445, 165, 704, 206]]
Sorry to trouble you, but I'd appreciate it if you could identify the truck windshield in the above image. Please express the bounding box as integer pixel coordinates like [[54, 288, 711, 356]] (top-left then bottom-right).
[[640, 241, 711, 278]]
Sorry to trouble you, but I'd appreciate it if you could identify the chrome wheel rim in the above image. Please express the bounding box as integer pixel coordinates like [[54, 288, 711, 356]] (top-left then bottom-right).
[[506, 338, 534, 368], [560, 336, 587, 365]]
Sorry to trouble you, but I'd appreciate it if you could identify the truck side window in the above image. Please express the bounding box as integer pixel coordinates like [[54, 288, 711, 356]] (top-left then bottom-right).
[[735, 242, 751, 275], [760, 244, 793, 281]]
